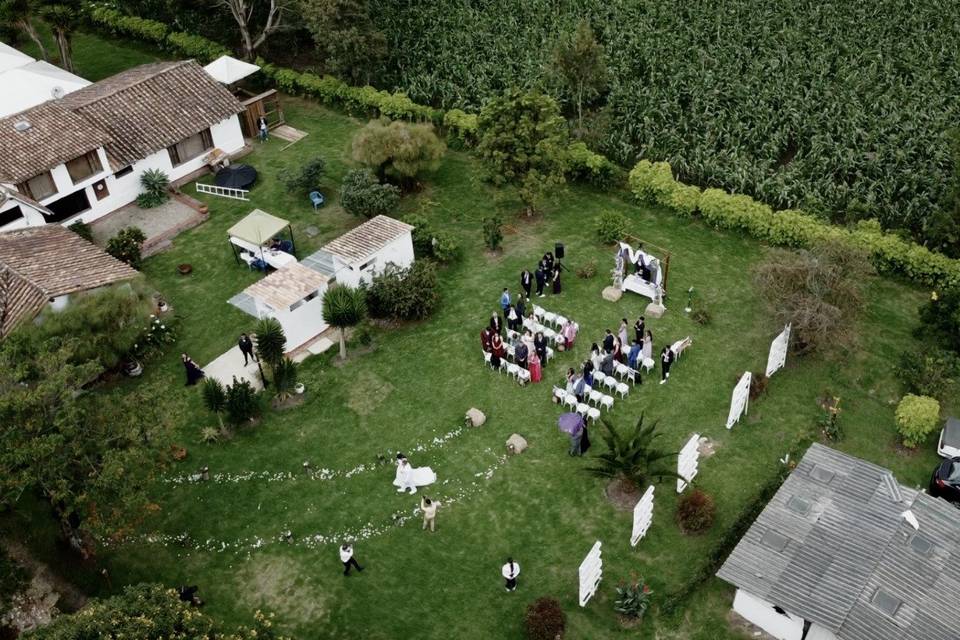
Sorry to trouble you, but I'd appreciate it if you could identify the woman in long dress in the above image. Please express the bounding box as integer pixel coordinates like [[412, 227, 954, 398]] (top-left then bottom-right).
[[561, 320, 577, 349], [641, 330, 653, 362], [393, 454, 436, 494], [533, 331, 548, 365], [552, 268, 561, 294], [590, 343, 602, 372], [182, 353, 205, 386], [618, 319, 629, 350], [490, 332, 507, 359]]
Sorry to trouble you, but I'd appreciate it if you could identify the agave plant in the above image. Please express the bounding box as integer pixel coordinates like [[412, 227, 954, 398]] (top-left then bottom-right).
[[585, 414, 681, 494]]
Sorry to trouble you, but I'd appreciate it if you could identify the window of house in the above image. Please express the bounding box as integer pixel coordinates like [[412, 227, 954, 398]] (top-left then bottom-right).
[[0, 205, 24, 227], [65, 151, 103, 184], [114, 165, 134, 178], [359, 259, 375, 271], [167, 128, 214, 166], [17, 171, 56, 201]]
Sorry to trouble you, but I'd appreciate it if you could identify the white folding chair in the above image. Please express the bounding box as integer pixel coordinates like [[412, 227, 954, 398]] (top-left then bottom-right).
[[554, 315, 567, 328], [603, 376, 618, 392], [614, 362, 630, 381], [587, 407, 601, 423], [517, 368, 531, 385], [593, 371, 607, 386], [533, 305, 545, 318], [576, 403, 590, 417], [546, 346, 554, 362], [543, 311, 557, 326], [507, 363, 520, 379], [589, 389, 604, 406], [671, 337, 693, 359], [600, 395, 614, 412], [484, 351, 492, 367], [616, 382, 629, 398], [553, 386, 566, 401], [583, 384, 592, 395], [499, 358, 508, 374], [542, 328, 557, 343], [564, 394, 578, 410], [641, 358, 655, 373]]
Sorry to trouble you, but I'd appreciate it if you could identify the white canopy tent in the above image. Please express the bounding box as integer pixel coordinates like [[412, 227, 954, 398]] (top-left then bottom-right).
[[204, 55, 260, 85]]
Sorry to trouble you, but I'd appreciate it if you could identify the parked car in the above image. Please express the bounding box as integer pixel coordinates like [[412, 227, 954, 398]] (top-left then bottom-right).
[[937, 416, 960, 458], [928, 457, 960, 505]]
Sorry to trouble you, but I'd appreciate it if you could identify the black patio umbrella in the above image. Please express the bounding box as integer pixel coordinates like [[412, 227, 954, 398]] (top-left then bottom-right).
[[215, 164, 258, 190]]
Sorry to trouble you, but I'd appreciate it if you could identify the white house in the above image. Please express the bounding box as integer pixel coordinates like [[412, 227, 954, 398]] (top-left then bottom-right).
[[0, 41, 90, 117], [0, 58, 245, 231], [228, 215, 415, 353], [717, 443, 960, 640]]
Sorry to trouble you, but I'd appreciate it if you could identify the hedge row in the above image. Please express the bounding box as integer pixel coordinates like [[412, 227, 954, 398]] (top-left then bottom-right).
[[629, 160, 960, 289], [87, 6, 229, 62]]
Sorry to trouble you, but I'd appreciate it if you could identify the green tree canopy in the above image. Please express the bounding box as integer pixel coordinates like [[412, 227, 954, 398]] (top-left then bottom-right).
[[299, 0, 387, 84], [477, 88, 569, 215], [322, 284, 367, 359], [551, 18, 608, 134], [339, 168, 401, 218], [351, 118, 446, 186]]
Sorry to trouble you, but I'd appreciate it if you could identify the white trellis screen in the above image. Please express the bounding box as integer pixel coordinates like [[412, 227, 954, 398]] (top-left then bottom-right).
[[765, 324, 791, 378], [725, 372, 752, 429], [677, 433, 701, 493], [578, 540, 603, 606], [631, 486, 655, 546]]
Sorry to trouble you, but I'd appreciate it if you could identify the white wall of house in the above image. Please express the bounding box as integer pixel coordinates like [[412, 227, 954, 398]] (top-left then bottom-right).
[[252, 288, 329, 353], [333, 232, 415, 288], [0, 114, 245, 228], [732, 589, 806, 640], [0, 197, 49, 230]]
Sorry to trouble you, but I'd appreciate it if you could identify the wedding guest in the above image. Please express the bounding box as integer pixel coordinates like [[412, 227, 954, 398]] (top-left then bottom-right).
[[634, 316, 645, 343], [660, 346, 675, 384], [480, 327, 493, 353], [573, 371, 586, 402], [516, 295, 527, 322], [182, 354, 205, 386], [506, 304, 520, 332], [535, 266, 546, 297], [612, 336, 623, 363], [602, 330, 615, 353], [642, 330, 653, 362], [420, 497, 440, 532], [600, 350, 615, 376], [520, 269, 533, 298], [502, 558, 520, 592], [522, 329, 535, 354], [590, 343, 602, 372], [514, 341, 529, 369], [552, 267, 561, 295], [565, 368, 577, 393], [534, 331, 548, 364], [340, 543, 363, 576], [618, 319, 629, 350], [582, 359, 595, 386], [544, 252, 555, 277], [528, 350, 542, 382], [238, 333, 257, 366], [500, 288, 511, 314], [490, 332, 507, 360], [490, 311, 503, 336], [627, 339, 642, 370], [560, 319, 577, 349]]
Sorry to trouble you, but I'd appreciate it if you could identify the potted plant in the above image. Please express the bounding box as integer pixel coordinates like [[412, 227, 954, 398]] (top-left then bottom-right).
[[614, 574, 652, 627], [294, 382, 305, 395]]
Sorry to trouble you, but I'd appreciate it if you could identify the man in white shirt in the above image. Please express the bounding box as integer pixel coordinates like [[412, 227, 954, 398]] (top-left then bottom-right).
[[340, 543, 363, 576], [501, 558, 520, 592], [420, 497, 440, 532]]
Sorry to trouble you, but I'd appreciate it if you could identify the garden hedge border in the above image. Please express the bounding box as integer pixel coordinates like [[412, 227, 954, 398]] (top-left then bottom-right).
[[83, 3, 960, 290]]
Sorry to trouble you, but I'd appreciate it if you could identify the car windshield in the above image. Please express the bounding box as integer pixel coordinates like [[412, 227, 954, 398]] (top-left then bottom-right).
[[948, 462, 960, 483]]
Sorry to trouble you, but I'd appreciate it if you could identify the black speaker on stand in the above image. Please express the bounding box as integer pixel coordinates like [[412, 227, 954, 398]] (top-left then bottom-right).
[[555, 242, 565, 259]]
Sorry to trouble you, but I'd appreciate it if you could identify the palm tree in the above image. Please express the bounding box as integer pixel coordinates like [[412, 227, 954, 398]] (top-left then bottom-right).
[[585, 414, 681, 495], [253, 317, 286, 382], [322, 284, 367, 359], [200, 378, 227, 434], [41, 4, 77, 73], [1, 0, 47, 61]]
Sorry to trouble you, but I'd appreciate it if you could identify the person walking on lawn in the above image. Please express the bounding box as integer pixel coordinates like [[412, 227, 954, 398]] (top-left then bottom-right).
[[421, 497, 440, 532], [502, 558, 520, 592], [238, 333, 256, 366], [340, 543, 364, 576]]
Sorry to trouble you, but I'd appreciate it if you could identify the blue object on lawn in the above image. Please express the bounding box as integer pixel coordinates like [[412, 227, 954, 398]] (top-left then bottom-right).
[[309, 190, 325, 211]]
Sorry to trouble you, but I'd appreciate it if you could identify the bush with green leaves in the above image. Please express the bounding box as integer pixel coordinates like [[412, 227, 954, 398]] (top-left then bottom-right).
[[165, 31, 229, 62], [675, 488, 716, 534], [136, 168, 170, 209], [586, 414, 680, 494], [896, 348, 959, 399], [225, 376, 261, 426], [351, 118, 446, 184], [201, 377, 227, 433], [339, 169, 400, 218], [594, 210, 627, 245], [87, 6, 169, 45], [322, 284, 368, 360], [67, 220, 93, 242], [404, 214, 460, 263], [272, 357, 299, 401], [106, 227, 147, 269], [567, 141, 622, 188], [523, 597, 565, 640], [482, 215, 503, 251], [895, 394, 941, 449], [0, 546, 27, 613], [443, 108, 479, 148], [364, 260, 441, 321], [614, 575, 652, 620], [278, 156, 326, 194]]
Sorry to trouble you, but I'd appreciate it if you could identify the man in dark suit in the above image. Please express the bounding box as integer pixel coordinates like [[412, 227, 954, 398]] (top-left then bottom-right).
[[238, 333, 257, 366], [534, 266, 546, 298], [602, 329, 615, 353], [520, 270, 532, 298]]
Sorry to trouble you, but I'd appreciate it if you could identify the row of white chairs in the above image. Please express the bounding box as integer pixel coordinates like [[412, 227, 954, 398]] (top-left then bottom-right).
[[589, 371, 631, 398], [552, 386, 612, 421], [532, 305, 575, 331], [520, 317, 567, 347], [483, 350, 532, 384]]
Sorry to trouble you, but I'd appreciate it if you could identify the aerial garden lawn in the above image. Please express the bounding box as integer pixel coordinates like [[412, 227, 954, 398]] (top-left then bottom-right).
[[4, 30, 952, 640]]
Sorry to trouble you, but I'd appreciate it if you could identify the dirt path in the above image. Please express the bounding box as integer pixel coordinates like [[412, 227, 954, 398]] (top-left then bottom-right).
[[2, 537, 88, 612]]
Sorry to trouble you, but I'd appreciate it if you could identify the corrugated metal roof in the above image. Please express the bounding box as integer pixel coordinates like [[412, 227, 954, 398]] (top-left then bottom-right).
[[717, 443, 960, 640]]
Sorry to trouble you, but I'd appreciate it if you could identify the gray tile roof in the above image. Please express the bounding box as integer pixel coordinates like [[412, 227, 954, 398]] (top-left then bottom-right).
[[717, 443, 960, 640]]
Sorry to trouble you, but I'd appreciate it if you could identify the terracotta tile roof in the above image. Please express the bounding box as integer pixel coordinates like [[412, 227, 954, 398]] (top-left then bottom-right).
[[0, 225, 139, 336], [244, 262, 328, 310], [0, 101, 112, 183], [61, 60, 245, 169], [321, 215, 414, 266]]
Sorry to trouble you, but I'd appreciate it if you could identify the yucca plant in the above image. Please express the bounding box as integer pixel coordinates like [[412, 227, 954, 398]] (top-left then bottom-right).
[[271, 357, 298, 401], [322, 284, 367, 360], [200, 377, 227, 433], [585, 414, 681, 494], [137, 168, 170, 208], [253, 318, 286, 381]]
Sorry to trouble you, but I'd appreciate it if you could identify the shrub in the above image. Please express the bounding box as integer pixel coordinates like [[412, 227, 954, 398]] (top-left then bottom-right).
[[87, 6, 169, 45], [106, 227, 147, 269], [749, 372, 768, 401], [691, 307, 711, 325], [351, 118, 446, 184], [225, 376, 261, 426], [136, 168, 169, 208], [279, 156, 325, 193], [0, 546, 27, 611], [272, 357, 299, 401], [166, 31, 229, 62], [752, 240, 871, 355], [895, 394, 940, 449], [443, 108, 479, 148], [614, 575, 652, 619], [364, 261, 440, 320], [339, 169, 400, 218], [567, 141, 623, 188], [576, 258, 597, 279], [482, 215, 503, 251], [200, 378, 227, 432], [595, 210, 627, 245], [819, 397, 843, 442], [917, 288, 960, 353], [131, 313, 178, 361], [405, 214, 460, 263], [896, 348, 959, 399], [675, 488, 716, 534], [67, 220, 93, 242], [523, 597, 565, 640], [429, 229, 460, 264]]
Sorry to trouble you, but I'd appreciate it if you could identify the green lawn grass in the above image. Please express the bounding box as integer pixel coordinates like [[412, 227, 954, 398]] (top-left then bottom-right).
[[4, 34, 951, 640]]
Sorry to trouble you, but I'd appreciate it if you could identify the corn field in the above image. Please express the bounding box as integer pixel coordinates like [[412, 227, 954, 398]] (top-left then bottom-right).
[[370, 0, 960, 243]]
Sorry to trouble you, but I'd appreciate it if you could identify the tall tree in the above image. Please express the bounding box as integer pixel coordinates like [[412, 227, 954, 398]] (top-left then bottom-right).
[[477, 88, 569, 216], [254, 317, 286, 382], [299, 0, 386, 84], [0, 339, 168, 557], [551, 19, 608, 134], [0, 0, 47, 60], [351, 118, 446, 187], [322, 284, 367, 359], [214, 0, 289, 61], [41, 3, 77, 72]]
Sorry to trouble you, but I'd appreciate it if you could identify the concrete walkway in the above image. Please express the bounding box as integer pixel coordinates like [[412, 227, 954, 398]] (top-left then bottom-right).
[[90, 198, 203, 255], [203, 345, 264, 391]]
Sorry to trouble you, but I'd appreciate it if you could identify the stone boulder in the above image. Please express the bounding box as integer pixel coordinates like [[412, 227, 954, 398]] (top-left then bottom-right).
[[644, 301, 667, 318], [465, 408, 486, 428], [602, 286, 623, 302], [506, 433, 528, 455]]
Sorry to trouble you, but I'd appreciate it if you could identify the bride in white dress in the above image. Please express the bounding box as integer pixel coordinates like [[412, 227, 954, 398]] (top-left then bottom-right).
[[393, 454, 436, 494]]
